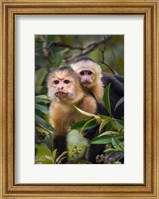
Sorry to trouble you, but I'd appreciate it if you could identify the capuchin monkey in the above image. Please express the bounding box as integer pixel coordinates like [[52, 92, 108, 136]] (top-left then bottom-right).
[[71, 57, 104, 103], [71, 57, 124, 119], [47, 66, 97, 163]]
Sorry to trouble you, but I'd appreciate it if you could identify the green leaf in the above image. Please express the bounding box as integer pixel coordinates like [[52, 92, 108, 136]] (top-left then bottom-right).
[[50, 49, 68, 67], [112, 137, 118, 149], [71, 120, 90, 131], [35, 104, 49, 115], [99, 120, 110, 133], [97, 114, 111, 120], [111, 121, 119, 131], [114, 97, 124, 112], [52, 149, 57, 163], [80, 118, 99, 133], [104, 148, 123, 152], [35, 56, 49, 68], [103, 83, 112, 116], [115, 134, 124, 140], [113, 119, 124, 130], [35, 68, 48, 87], [45, 134, 53, 151], [98, 131, 120, 137], [36, 126, 49, 135], [35, 95, 51, 104], [90, 135, 112, 145], [48, 35, 56, 41], [74, 106, 100, 119], [56, 151, 68, 164], [35, 115, 54, 131], [57, 156, 68, 164], [35, 144, 53, 164], [105, 122, 116, 131]]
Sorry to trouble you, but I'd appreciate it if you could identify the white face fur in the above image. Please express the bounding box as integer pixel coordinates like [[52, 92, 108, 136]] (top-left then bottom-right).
[[71, 60, 102, 87]]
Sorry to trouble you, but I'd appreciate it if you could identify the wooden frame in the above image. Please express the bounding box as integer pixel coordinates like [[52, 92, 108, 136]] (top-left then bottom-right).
[[0, 0, 159, 198]]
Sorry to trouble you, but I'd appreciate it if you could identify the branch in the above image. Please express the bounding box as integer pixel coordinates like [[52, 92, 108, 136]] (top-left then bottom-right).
[[36, 41, 83, 52], [64, 36, 112, 62], [99, 41, 118, 75], [99, 61, 117, 75]]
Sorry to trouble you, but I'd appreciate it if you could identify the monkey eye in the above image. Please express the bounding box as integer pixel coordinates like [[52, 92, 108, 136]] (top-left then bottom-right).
[[54, 80, 59, 84], [64, 79, 70, 84], [88, 71, 92, 75], [80, 71, 85, 76]]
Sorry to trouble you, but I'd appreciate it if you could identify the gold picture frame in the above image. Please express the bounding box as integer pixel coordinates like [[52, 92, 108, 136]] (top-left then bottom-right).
[[0, 0, 159, 198]]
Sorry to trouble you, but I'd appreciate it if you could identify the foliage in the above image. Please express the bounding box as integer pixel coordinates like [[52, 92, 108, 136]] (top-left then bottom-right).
[[72, 84, 124, 164], [35, 35, 124, 164]]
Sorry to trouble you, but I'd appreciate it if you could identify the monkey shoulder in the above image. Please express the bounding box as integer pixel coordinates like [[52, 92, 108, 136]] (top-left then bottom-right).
[[80, 94, 97, 114]]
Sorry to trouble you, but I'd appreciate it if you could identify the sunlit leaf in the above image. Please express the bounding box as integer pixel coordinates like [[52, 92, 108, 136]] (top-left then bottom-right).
[[35, 144, 53, 164], [104, 148, 123, 152], [74, 106, 100, 120], [99, 120, 110, 133], [98, 131, 120, 137], [36, 126, 49, 135]]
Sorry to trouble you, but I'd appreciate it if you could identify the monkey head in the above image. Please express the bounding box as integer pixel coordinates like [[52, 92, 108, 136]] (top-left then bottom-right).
[[71, 57, 102, 88], [47, 66, 83, 103]]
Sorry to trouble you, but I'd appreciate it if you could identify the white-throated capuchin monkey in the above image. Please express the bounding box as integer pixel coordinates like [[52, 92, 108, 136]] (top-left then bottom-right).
[[71, 57, 104, 103], [71, 57, 124, 119], [47, 66, 97, 163]]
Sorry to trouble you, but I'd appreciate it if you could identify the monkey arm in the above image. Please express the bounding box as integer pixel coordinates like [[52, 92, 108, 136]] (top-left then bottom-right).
[[102, 72, 124, 97], [114, 74, 124, 83]]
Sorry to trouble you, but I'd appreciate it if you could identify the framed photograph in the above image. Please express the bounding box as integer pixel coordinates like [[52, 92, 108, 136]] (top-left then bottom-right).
[[0, 0, 159, 198]]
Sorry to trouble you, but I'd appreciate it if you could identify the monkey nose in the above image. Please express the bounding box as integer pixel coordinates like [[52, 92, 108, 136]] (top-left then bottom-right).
[[58, 87, 64, 91], [82, 78, 91, 83]]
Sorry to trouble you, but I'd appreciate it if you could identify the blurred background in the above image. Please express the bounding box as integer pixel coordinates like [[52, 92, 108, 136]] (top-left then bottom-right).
[[35, 35, 124, 164]]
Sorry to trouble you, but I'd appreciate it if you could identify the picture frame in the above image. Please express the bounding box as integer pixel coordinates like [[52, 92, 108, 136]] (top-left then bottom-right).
[[0, 0, 158, 198]]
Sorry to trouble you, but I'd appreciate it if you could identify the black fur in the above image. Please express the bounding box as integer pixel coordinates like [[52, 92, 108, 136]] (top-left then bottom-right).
[[53, 135, 68, 163], [102, 72, 124, 119]]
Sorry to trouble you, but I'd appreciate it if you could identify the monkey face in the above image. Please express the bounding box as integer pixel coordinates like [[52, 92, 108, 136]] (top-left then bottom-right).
[[48, 70, 79, 101], [53, 78, 73, 98], [79, 70, 95, 86], [71, 60, 102, 88]]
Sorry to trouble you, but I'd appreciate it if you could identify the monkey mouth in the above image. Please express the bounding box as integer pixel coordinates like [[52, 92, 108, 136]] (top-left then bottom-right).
[[55, 92, 68, 97], [81, 80, 92, 84]]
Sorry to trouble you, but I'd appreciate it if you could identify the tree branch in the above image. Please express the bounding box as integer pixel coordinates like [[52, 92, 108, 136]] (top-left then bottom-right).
[[99, 41, 118, 75], [64, 36, 112, 62]]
